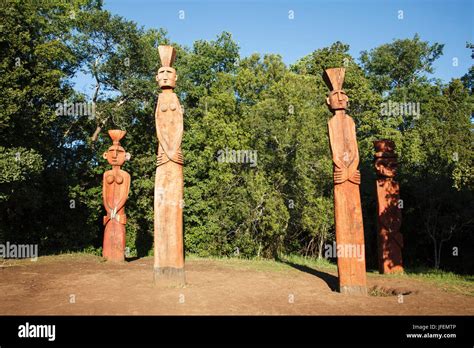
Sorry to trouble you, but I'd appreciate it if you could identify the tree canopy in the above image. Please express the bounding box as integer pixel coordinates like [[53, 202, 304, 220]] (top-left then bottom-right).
[[1, 0, 472, 273]]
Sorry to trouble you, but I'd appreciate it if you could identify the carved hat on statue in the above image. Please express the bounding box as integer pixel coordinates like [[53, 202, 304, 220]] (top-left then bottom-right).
[[103, 130, 131, 166], [108, 129, 126, 145], [157, 45, 178, 89], [324, 67, 348, 111]]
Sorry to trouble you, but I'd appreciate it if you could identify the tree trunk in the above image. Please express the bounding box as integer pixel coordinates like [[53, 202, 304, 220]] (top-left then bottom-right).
[[433, 238, 439, 269], [318, 236, 324, 259]]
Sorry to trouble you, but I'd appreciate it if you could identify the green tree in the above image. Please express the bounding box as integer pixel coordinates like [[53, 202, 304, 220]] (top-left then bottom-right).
[[362, 35, 473, 270], [0, 0, 101, 249], [360, 34, 444, 93]]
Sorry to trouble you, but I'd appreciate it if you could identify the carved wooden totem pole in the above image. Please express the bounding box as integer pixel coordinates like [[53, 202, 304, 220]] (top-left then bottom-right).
[[324, 68, 367, 295], [154, 45, 185, 285], [374, 139, 403, 274], [102, 130, 131, 262]]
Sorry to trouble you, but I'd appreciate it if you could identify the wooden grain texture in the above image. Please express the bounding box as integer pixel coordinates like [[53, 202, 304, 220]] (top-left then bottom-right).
[[154, 45, 186, 285], [374, 140, 403, 274], [325, 67, 367, 295], [102, 130, 130, 262]]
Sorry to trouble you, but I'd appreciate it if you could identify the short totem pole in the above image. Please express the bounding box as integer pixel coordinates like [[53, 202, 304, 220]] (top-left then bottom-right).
[[154, 45, 185, 285], [324, 67, 367, 295], [374, 139, 403, 274], [102, 130, 131, 262]]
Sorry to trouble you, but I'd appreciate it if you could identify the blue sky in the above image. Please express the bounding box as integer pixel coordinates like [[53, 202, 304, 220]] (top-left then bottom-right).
[[74, 0, 473, 93]]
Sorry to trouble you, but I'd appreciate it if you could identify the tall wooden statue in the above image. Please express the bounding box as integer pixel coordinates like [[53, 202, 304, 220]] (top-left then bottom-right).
[[154, 45, 185, 285], [374, 139, 403, 274], [324, 68, 367, 295], [102, 130, 131, 262]]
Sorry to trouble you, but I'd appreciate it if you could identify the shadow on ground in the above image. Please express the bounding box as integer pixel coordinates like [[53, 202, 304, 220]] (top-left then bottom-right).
[[279, 259, 339, 292]]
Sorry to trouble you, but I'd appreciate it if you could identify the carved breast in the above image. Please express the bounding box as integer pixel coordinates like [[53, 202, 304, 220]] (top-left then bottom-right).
[[160, 103, 178, 112], [329, 115, 358, 168], [106, 174, 124, 185], [156, 93, 183, 159]]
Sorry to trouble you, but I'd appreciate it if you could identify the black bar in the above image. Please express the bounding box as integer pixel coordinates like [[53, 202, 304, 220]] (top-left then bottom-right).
[[0, 316, 472, 346]]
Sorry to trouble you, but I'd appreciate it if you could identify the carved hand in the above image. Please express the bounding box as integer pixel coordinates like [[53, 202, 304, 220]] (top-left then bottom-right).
[[334, 167, 361, 184], [333, 167, 349, 184], [349, 170, 361, 185], [156, 153, 165, 166]]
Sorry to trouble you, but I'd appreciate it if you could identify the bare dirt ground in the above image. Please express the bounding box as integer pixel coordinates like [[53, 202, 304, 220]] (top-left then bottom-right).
[[0, 254, 472, 315]]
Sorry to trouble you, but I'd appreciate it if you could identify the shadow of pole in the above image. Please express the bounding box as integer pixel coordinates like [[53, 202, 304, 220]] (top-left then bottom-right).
[[279, 259, 339, 292]]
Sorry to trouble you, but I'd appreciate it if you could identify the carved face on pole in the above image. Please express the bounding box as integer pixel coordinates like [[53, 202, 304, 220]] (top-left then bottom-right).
[[156, 45, 178, 89], [327, 90, 348, 110], [324, 68, 348, 111], [156, 66, 177, 89], [103, 145, 129, 166]]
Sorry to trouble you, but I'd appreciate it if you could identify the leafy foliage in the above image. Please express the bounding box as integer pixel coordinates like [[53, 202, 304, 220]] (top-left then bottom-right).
[[0, 4, 472, 272]]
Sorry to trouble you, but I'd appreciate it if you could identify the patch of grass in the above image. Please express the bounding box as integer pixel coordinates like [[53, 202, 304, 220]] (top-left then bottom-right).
[[367, 267, 474, 297], [280, 254, 338, 272], [187, 254, 291, 272], [405, 269, 474, 297], [368, 285, 413, 297], [186, 253, 338, 274], [368, 285, 394, 297], [0, 252, 104, 268]]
